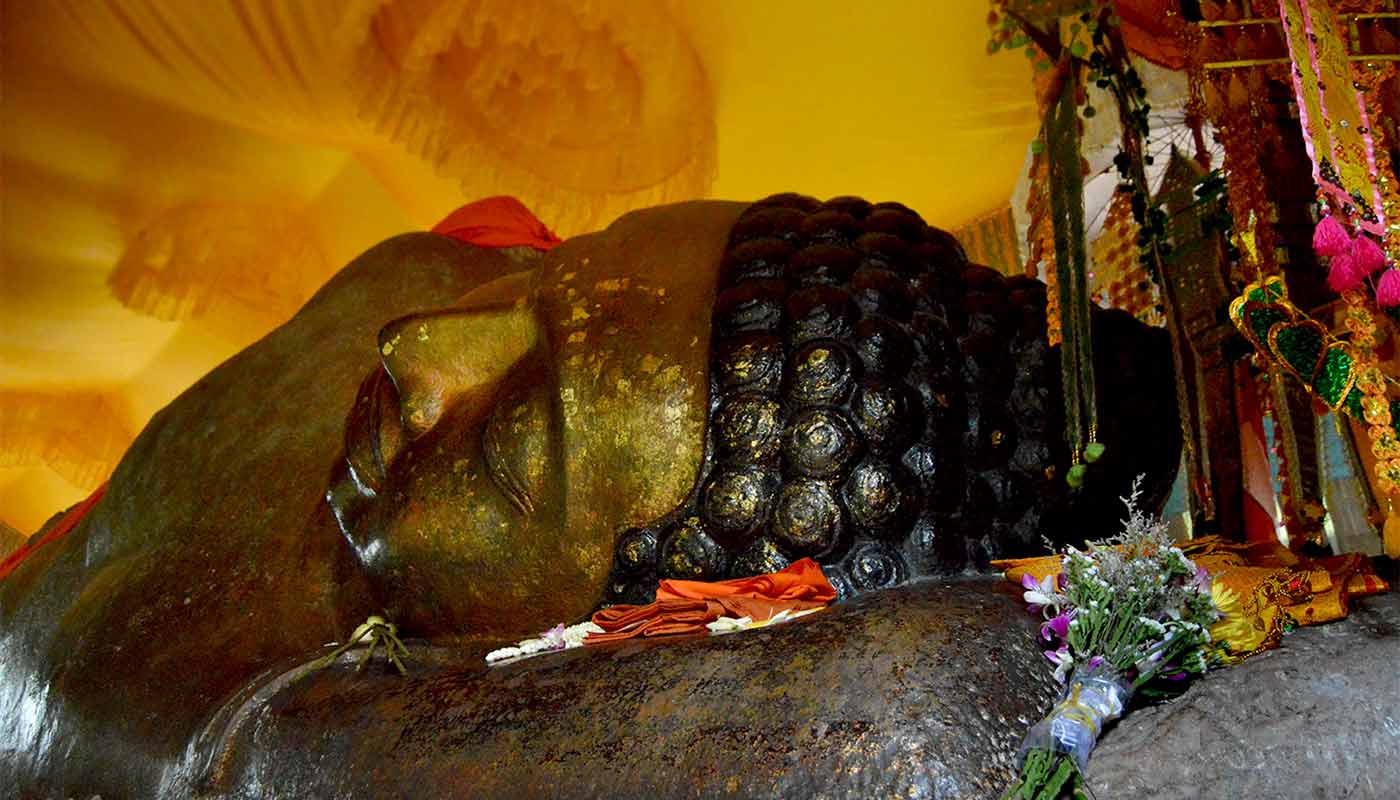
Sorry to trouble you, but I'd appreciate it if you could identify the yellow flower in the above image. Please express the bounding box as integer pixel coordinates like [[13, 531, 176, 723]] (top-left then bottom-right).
[[1209, 581, 1268, 657]]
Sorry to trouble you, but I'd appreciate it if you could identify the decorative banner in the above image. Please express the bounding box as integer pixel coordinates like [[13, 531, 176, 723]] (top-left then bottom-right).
[[337, 0, 718, 237], [108, 200, 328, 327], [1278, 0, 1387, 235], [953, 205, 1023, 273]]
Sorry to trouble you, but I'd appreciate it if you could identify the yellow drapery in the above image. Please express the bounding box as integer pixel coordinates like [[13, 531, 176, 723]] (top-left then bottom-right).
[[1, 1, 1040, 531]]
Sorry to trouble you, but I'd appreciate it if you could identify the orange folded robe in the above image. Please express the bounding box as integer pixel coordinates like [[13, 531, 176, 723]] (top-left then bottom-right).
[[586, 558, 836, 645]]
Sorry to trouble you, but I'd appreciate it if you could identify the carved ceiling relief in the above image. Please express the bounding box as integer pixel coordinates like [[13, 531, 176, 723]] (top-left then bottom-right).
[[0, 391, 132, 494], [341, 0, 718, 235]]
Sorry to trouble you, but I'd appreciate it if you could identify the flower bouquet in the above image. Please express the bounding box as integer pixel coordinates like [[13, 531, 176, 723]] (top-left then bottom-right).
[[1005, 478, 1220, 799]]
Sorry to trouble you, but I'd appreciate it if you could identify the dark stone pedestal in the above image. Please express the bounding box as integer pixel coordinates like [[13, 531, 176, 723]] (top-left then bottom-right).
[[198, 578, 1057, 799], [194, 582, 1400, 800]]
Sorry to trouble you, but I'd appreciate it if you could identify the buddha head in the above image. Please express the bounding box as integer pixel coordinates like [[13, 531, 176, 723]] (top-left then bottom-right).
[[327, 194, 1181, 640]]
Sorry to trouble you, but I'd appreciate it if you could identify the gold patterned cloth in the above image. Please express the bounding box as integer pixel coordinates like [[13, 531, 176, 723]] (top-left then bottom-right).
[[993, 536, 1390, 660]]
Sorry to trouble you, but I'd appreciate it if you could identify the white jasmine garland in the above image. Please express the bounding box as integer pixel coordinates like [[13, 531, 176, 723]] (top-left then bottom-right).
[[485, 621, 604, 664]]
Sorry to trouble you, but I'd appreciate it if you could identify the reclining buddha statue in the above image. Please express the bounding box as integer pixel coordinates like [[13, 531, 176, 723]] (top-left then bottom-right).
[[0, 194, 1179, 797]]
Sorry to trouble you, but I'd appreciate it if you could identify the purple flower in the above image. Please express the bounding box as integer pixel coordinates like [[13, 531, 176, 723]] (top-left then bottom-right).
[[1190, 566, 1212, 593], [540, 623, 567, 650], [1041, 609, 1074, 643]]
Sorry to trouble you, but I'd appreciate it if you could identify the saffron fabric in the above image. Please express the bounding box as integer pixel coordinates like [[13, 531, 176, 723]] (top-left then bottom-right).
[[586, 558, 835, 644], [655, 556, 835, 603], [431, 196, 563, 252], [993, 536, 1390, 660]]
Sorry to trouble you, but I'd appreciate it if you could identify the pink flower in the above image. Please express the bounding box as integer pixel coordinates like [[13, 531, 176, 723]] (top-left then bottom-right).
[[1041, 610, 1074, 643]]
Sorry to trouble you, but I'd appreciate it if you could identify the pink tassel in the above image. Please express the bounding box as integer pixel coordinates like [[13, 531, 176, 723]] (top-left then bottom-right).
[[1350, 234, 1388, 276], [1376, 268, 1400, 308], [1328, 252, 1364, 292], [1312, 215, 1351, 257]]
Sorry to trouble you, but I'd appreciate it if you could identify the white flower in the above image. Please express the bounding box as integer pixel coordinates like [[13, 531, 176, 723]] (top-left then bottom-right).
[[706, 608, 823, 635], [1045, 647, 1075, 683], [485, 646, 523, 663], [1021, 573, 1065, 614], [707, 616, 755, 634]]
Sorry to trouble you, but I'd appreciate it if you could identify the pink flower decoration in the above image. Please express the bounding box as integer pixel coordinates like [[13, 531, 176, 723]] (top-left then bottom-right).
[[1312, 215, 1351, 258], [1327, 252, 1363, 292], [541, 623, 567, 650], [1377, 268, 1400, 308], [1041, 610, 1074, 642], [1351, 234, 1388, 276], [1191, 566, 1212, 593]]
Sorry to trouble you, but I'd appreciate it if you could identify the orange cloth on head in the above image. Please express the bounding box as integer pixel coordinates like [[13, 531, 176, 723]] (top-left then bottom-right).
[[431, 196, 562, 251], [0, 482, 107, 582], [655, 556, 836, 603], [586, 558, 835, 645]]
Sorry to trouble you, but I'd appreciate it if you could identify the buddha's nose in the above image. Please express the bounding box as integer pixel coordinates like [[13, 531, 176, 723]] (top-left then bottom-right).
[[375, 306, 540, 439]]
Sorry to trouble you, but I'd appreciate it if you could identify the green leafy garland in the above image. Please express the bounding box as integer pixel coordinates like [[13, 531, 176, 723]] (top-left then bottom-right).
[[990, 2, 1194, 492]]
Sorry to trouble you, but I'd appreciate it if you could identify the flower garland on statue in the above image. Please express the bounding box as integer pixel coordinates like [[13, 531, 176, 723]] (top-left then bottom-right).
[[1003, 478, 1222, 800]]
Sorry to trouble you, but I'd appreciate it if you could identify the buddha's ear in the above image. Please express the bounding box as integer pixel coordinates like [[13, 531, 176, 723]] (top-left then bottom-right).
[[377, 303, 541, 439]]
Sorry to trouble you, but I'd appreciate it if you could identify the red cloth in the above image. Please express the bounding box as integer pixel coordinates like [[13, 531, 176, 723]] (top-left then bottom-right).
[[431, 196, 562, 251], [585, 558, 835, 644], [0, 482, 107, 582], [1113, 0, 1188, 71], [1236, 363, 1280, 544]]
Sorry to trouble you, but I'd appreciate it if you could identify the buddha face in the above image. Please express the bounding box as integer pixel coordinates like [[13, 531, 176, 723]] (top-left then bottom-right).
[[327, 201, 745, 638], [326, 197, 1181, 641]]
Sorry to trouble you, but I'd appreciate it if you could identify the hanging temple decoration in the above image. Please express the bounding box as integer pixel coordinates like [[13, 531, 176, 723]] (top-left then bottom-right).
[[1202, 0, 1400, 553], [992, 0, 1399, 552]]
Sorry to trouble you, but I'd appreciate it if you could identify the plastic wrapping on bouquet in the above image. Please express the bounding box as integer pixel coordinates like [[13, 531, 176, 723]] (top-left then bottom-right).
[[1019, 661, 1132, 772]]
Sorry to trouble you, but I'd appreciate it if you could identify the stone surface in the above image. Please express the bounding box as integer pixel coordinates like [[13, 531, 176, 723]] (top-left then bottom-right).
[[198, 578, 1060, 799], [1091, 591, 1400, 799], [198, 583, 1400, 799]]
